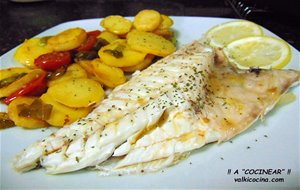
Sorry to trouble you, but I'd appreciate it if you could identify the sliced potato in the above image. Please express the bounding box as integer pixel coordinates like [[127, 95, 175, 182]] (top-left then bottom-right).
[[98, 31, 120, 44], [153, 29, 174, 39], [48, 64, 87, 87], [91, 59, 126, 88], [153, 16, 174, 39], [100, 15, 132, 35], [14, 38, 53, 68], [98, 40, 147, 67], [133, 9, 162, 32], [40, 93, 91, 127], [0, 67, 32, 81], [155, 15, 173, 30], [47, 78, 104, 108], [8, 97, 49, 129], [122, 54, 155, 72], [77, 60, 105, 83], [77, 60, 95, 77], [0, 69, 44, 98], [127, 30, 176, 57], [48, 27, 87, 51]]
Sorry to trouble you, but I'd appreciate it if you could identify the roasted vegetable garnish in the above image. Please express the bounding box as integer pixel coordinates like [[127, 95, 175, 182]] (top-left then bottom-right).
[[3, 9, 176, 129], [75, 51, 98, 61], [0, 112, 15, 129], [0, 73, 27, 88], [0, 69, 45, 99], [103, 49, 124, 58], [17, 99, 53, 121], [99, 40, 147, 67], [94, 38, 110, 50], [8, 97, 49, 129]]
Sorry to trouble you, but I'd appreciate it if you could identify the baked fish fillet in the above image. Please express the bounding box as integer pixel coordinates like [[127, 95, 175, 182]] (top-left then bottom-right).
[[13, 40, 214, 173], [95, 53, 300, 176]]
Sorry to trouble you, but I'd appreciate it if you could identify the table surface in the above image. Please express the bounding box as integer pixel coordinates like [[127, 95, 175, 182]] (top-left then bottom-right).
[[0, 0, 299, 56]]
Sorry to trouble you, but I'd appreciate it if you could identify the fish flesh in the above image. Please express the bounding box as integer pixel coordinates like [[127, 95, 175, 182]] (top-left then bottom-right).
[[95, 51, 300, 175], [13, 40, 214, 173], [13, 40, 299, 175]]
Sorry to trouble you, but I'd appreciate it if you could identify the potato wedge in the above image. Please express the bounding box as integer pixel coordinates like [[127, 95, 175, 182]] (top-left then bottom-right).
[[40, 93, 91, 127], [0, 69, 44, 98], [98, 40, 147, 67], [127, 30, 176, 57], [122, 54, 155, 72], [91, 59, 126, 88], [48, 64, 87, 87], [98, 31, 120, 44], [100, 15, 132, 35], [48, 27, 87, 51], [14, 38, 53, 68], [8, 97, 49, 129], [47, 78, 104, 108], [133, 9, 162, 32]]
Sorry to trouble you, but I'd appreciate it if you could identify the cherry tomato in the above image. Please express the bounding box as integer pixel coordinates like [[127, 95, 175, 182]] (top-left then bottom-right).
[[34, 51, 71, 71], [76, 30, 101, 52], [3, 71, 47, 105]]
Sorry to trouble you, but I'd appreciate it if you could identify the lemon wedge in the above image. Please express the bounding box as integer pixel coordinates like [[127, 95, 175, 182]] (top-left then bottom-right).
[[223, 36, 291, 69], [205, 20, 264, 48]]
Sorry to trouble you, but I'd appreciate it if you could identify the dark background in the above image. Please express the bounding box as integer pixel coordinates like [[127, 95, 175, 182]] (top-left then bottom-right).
[[0, 0, 299, 56]]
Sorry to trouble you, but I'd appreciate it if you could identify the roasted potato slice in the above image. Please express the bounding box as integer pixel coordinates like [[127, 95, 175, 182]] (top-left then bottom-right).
[[155, 15, 173, 31], [47, 78, 105, 108], [0, 67, 31, 81], [8, 97, 49, 129], [91, 59, 126, 88], [48, 64, 87, 87], [48, 27, 87, 51], [40, 93, 91, 127], [98, 40, 147, 67], [127, 30, 176, 57], [14, 38, 53, 68], [77, 60, 95, 77], [0, 69, 44, 98], [133, 9, 162, 32], [100, 15, 132, 35], [122, 54, 155, 72], [153, 15, 174, 38], [97, 31, 120, 44]]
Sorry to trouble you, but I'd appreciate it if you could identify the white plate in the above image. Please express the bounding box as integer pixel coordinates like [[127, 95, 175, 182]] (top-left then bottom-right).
[[0, 17, 299, 189]]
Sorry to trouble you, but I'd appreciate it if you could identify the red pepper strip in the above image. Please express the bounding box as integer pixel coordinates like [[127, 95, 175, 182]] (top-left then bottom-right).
[[26, 77, 47, 96], [76, 30, 101, 52], [3, 71, 47, 105]]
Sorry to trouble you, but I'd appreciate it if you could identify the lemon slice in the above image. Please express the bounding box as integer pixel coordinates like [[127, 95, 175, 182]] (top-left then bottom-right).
[[224, 36, 291, 69], [205, 20, 264, 48]]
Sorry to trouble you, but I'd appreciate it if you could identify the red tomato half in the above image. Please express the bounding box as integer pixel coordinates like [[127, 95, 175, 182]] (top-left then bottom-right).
[[34, 51, 71, 71], [3, 71, 48, 105], [76, 30, 101, 52]]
